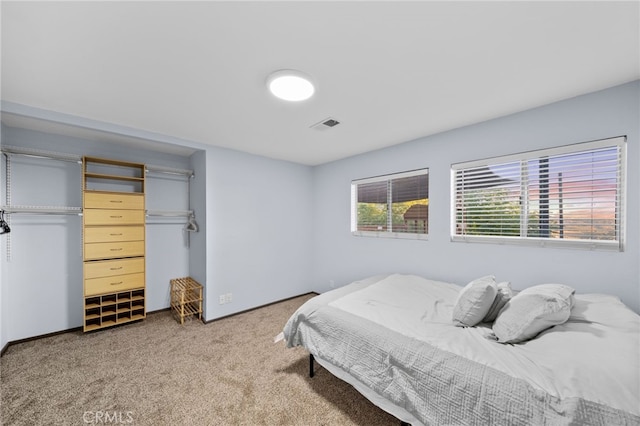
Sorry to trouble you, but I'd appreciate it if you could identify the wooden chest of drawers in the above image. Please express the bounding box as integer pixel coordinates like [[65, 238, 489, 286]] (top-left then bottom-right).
[[82, 157, 146, 332], [84, 192, 145, 210], [84, 240, 145, 260], [85, 272, 145, 297], [84, 257, 145, 279], [83, 208, 145, 226], [84, 226, 145, 244]]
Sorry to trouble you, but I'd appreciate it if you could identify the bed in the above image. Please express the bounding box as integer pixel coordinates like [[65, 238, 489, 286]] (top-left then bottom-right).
[[279, 274, 640, 425]]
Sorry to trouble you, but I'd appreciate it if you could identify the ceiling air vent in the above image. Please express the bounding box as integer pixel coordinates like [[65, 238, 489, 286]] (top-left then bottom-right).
[[310, 117, 341, 131]]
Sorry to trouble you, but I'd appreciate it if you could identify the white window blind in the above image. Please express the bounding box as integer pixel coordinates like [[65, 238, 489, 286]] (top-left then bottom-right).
[[351, 169, 429, 239], [451, 136, 625, 251]]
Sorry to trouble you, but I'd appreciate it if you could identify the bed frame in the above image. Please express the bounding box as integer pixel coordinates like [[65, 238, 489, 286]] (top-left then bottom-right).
[[308, 353, 411, 426]]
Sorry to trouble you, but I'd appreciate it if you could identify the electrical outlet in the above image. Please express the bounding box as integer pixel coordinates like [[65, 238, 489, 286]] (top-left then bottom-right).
[[218, 293, 233, 304], [329, 280, 336, 288]]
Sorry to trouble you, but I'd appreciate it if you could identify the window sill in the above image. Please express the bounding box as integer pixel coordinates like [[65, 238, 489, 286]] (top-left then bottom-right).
[[352, 231, 428, 241], [451, 235, 623, 251]]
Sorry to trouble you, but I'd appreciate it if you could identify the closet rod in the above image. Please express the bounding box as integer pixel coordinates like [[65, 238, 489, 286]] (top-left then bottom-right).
[[1, 145, 82, 164], [1, 205, 83, 215], [2, 207, 192, 217], [145, 164, 194, 178], [146, 209, 193, 218]]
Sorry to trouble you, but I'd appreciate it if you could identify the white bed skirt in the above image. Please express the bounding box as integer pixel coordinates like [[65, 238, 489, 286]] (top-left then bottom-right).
[[314, 354, 425, 426]]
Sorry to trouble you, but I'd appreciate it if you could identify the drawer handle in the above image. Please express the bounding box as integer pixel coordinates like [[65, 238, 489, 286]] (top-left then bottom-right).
[[109, 233, 123, 236], [109, 200, 123, 203], [110, 281, 123, 286], [110, 248, 123, 251], [110, 215, 123, 218], [110, 267, 123, 271]]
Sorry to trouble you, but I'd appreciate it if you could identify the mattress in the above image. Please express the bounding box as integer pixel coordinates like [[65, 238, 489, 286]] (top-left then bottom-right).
[[282, 274, 640, 425]]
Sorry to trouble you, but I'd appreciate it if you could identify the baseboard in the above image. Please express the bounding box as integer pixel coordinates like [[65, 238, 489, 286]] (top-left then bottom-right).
[[0, 307, 173, 357], [0, 296, 316, 357], [148, 307, 171, 315], [204, 291, 317, 324], [0, 326, 83, 357]]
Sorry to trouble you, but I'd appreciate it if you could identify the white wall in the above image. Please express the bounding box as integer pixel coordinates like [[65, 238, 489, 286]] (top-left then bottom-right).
[[1, 153, 83, 340], [0, 244, 4, 351], [145, 171, 192, 311], [311, 81, 640, 313], [0, 127, 5, 350], [203, 146, 314, 320], [188, 150, 208, 317], [0, 240, 3, 351]]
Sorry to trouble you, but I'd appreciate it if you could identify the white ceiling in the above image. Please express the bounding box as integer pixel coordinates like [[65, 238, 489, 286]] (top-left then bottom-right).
[[1, 1, 639, 165]]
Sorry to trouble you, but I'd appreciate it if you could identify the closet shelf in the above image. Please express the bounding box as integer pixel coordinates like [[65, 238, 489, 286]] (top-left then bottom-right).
[[1, 145, 82, 163], [1, 205, 82, 215], [146, 164, 194, 178], [1, 205, 198, 223], [146, 209, 193, 218], [84, 172, 145, 183]]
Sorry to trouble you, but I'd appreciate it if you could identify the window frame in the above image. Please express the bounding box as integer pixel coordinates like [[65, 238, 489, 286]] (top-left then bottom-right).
[[351, 168, 429, 240], [450, 136, 626, 251]]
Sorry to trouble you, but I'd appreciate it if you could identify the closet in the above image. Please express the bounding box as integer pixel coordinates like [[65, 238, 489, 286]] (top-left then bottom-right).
[[82, 157, 146, 331], [1, 140, 197, 340]]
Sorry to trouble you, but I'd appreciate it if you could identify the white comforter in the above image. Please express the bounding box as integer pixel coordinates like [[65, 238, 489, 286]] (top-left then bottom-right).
[[328, 274, 640, 417], [284, 274, 640, 425]]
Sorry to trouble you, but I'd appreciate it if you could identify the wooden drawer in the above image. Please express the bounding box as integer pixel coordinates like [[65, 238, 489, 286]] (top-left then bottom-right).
[[84, 273, 145, 296], [84, 209, 145, 226], [84, 241, 145, 260], [84, 192, 144, 210], [84, 258, 145, 279], [84, 226, 144, 243]]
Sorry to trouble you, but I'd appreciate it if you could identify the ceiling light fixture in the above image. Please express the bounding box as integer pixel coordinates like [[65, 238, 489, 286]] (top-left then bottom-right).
[[267, 70, 315, 101]]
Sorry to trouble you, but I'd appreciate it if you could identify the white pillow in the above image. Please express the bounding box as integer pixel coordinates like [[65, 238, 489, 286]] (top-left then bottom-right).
[[452, 275, 497, 327], [492, 284, 575, 343], [570, 294, 638, 328], [482, 281, 512, 323]]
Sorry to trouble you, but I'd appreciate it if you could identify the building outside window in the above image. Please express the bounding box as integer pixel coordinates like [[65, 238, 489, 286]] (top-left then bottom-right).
[[351, 168, 429, 240]]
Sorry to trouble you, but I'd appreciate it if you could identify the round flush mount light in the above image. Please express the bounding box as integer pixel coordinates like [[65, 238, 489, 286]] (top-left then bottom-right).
[[267, 70, 315, 101]]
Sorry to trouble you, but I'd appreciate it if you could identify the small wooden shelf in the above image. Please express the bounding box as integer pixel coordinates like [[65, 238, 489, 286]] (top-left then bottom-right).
[[83, 289, 146, 331], [84, 323, 102, 332], [170, 277, 203, 324], [84, 172, 145, 182], [83, 157, 145, 194]]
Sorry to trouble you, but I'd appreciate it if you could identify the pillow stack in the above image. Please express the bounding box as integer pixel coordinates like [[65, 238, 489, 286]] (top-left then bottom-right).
[[452, 277, 575, 344], [451, 275, 497, 327], [483, 281, 513, 323], [492, 284, 575, 343]]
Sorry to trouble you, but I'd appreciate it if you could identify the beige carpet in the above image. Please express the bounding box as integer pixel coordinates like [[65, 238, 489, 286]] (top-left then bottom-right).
[[1, 294, 399, 425]]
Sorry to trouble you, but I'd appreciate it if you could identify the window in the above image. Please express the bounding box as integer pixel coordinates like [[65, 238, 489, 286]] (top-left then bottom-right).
[[452, 136, 625, 251], [351, 169, 429, 239]]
